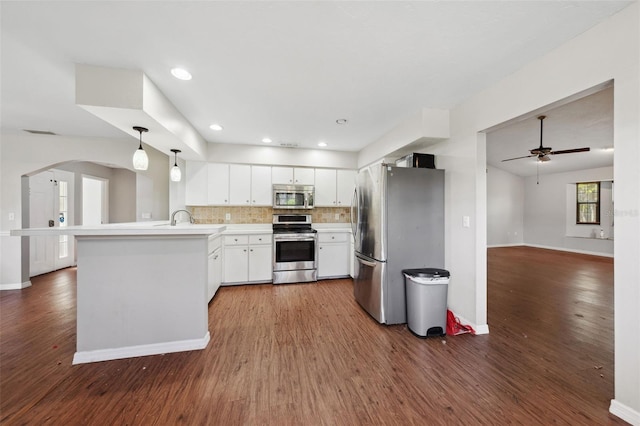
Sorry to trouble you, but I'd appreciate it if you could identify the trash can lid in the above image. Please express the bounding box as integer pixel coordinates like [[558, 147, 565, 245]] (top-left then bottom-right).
[[402, 268, 450, 278]]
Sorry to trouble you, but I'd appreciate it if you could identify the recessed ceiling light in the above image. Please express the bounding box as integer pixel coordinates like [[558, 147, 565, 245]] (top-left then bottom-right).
[[318, 142, 327, 147], [170, 68, 192, 81], [336, 119, 348, 125], [262, 137, 272, 143], [209, 124, 223, 131]]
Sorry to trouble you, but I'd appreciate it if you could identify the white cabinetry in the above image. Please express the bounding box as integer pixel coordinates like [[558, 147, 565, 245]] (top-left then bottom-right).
[[317, 231, 351, 279], [314, 169, 356, 207], [336, 170, 356, 207], [315, 169, 337, 206], [207, 235, 222, 303], [250, 166, 272, 205], [185, 161, 208, 205], [272, 167, 315, 185], [207, 163, 230, 205], [229, 164, 251, 205], [222, 233, 272, 284]]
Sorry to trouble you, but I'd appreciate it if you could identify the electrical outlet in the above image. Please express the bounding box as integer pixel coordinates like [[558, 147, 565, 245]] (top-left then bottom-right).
[[225, 213, 231, 221], [334, 213, 340, 220], [8, 212, 15, 221], [142, 212, 151, 219], [463, 216, 470, 228]]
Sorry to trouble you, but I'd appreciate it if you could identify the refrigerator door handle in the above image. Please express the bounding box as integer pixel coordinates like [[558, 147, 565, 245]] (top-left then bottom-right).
[[350, 188, 358, 237], [355, 254, 377, 268]]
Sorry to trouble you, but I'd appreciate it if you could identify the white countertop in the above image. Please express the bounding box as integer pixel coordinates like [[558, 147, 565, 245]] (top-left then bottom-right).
[[313, 223, 352, 233], [11, 222, 352, 237], [10, 221, 226, 237]]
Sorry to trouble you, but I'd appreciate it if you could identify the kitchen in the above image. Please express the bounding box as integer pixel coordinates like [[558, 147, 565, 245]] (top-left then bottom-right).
[[1, 2, 639, 424]]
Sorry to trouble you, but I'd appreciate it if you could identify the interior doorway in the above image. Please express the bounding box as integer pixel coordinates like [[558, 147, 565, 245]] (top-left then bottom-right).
[[29, 169, 75, 276], [82, 175, 108, 225]]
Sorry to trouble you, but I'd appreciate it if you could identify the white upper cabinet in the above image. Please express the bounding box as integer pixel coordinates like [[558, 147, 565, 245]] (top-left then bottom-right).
[[185, 161, 208, 205], [185, 162, 350, 207], [293, 168, 314, 185], [271, 167, 294, 184], [208, 163, 230, 205], [314, 169, 356, 207], [229, 164, 251, 205], [314, 169, 338, 206], [250, 166, 272, 205], [336, 170, 356, 207], [271, 167, 314, 185]]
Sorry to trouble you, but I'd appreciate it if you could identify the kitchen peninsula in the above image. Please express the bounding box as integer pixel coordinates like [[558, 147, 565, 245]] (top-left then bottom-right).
[[11, 222, 226, 364]]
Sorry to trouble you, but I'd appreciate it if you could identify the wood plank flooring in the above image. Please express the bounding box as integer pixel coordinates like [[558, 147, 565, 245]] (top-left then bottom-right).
[[0, 246, 625, 425]]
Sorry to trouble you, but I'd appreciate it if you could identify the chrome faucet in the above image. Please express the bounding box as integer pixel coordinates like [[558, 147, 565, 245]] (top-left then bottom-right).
[[170, 209, 195, 226]]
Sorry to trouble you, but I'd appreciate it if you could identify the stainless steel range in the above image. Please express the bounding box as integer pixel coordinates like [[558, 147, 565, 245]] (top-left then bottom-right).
[[272, 214, 317, 284]]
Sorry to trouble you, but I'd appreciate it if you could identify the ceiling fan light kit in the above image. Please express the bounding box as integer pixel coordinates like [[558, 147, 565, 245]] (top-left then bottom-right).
[[501, 115, 590, 163]]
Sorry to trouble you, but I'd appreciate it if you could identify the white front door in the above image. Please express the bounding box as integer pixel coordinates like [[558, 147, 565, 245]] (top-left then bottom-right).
[[29, 169, 75, 276]]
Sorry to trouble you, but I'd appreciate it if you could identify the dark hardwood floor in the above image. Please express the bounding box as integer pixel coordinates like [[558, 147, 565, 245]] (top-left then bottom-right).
[[0, 246, 625, 425]]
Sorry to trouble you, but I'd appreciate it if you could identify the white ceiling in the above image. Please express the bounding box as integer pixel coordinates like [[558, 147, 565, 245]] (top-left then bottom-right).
[[0, 1, 630, 157], [486, 86, 614, 177]]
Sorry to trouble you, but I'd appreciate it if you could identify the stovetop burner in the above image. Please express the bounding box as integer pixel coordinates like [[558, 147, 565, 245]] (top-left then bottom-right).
[[272, 213, 315, 234]]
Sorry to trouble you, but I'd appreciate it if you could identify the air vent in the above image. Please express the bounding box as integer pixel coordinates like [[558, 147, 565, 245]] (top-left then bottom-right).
[[279, 143, 298, 148], [24, 129, 57, 135]]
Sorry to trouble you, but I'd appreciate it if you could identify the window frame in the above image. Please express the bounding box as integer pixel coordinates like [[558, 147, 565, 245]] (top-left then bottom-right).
[[576, 181, 601, 225]]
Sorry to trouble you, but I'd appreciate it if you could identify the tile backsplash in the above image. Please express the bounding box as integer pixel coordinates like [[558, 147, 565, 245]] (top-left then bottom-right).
[[189, 206, 351, 224]]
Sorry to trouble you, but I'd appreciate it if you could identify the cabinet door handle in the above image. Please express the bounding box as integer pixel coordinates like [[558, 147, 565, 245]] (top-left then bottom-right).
[[213, 255, 219, 260], [243, 249, 247, 252], [331, 236, 335, 239], [250, 249, 253, 252]]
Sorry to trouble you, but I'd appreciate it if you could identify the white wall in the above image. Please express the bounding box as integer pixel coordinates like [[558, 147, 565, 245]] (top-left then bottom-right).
[[352, 4, 640, 421], [0, 131, 170, 288], [487, 166, 524, 246], [208, 143, 358, 169], [446, 5, 639, 421], [56, 161, 137, 224], [524, 167, 614, 256]]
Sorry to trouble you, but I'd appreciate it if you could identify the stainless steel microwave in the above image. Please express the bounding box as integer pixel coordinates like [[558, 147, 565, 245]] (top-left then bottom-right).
[[272, 185, 314, 209]]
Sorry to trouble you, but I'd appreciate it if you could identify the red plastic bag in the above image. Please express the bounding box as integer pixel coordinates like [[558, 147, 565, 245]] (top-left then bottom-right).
[[446, 309, 476, 336]]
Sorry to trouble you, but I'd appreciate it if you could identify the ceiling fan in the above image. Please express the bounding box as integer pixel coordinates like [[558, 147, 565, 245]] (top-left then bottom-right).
[[501, 115, 590, 162]]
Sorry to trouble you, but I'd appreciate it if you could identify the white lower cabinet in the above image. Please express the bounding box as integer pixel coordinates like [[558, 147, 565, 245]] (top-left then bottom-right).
[[222, 233, 272, 285], [317, 231, 351, 279], [207, 235, 222, 302]]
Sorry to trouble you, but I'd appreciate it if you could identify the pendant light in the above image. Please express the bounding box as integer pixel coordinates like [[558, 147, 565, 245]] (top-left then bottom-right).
[[132, 126, 149, 171], [170, 149, 182, 182]]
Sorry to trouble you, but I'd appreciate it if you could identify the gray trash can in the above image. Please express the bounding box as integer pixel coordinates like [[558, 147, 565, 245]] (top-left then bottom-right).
[[403, 268, 450, 338]]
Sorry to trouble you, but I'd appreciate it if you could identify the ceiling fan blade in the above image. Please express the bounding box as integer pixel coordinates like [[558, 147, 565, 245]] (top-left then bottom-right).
[[549, 147, 590, 155], [501, 154, 536, 162]]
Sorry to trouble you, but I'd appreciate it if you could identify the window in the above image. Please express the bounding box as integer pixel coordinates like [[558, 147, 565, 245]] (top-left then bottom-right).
[[576, 182, 600, 224]]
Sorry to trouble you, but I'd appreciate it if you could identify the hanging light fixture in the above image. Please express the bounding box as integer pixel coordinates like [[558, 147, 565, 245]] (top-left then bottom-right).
[[170, 149, 182, 182], [132, 126, 149, 170]]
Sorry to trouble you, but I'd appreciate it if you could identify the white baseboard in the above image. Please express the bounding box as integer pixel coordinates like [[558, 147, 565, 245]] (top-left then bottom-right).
[[72, 332, 210, 365], [610, 399, 640, 425], [454, 313, 489, 335], [0, 281, 32, 291], [488, 243, 614, 258], [523, 243, 613, 258]]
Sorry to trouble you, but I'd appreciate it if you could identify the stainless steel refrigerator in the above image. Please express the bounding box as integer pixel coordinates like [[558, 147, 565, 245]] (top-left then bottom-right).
[[351, 164, 444, 324]]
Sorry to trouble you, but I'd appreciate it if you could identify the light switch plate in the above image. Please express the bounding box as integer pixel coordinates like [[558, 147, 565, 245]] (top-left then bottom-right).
[[463, 216, 470, 228], [8, 212, 15, 220]]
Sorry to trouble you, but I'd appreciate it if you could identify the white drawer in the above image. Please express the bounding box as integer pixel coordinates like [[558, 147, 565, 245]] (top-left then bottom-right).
[[208, 234, 221, 253], [318, 232, 349, 243], [249, 234, 272, 245], [224, 235, 249, 246]]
